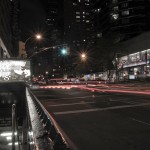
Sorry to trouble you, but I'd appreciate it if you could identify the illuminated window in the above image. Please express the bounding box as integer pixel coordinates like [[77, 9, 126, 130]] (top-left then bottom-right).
[[76, 12, 80, 14], [112, 13, 119, 20], [122, 10, 129, 16], [76, 16, 80, 18], [97, 33, 102, 38], [86, 20, 90, 23]]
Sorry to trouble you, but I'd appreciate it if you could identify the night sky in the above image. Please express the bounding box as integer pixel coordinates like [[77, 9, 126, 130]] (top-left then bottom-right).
[[20, 0, 46, 41]]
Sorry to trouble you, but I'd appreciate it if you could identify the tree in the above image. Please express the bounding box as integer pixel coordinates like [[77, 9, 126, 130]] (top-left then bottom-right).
[[93, 33, 120, 71]]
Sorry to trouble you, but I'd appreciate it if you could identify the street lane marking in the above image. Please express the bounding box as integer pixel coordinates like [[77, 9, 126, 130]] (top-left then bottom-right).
[[48, 102, 95, 107], [42, 95, 97, 101], [131, 118, 150, 126], [54, 102, 150, 115]]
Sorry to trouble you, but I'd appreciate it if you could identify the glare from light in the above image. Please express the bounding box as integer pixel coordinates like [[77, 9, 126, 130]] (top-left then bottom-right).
[[80, 53, 87, 61], [36, 34, 42, 39], [28, 131, 33, 136], [0, 132, 17, 136], [61, 48, 67, 55], [30, 141, 35, 145], [6, 136, 12, 140], [8, 142, 18, 146]]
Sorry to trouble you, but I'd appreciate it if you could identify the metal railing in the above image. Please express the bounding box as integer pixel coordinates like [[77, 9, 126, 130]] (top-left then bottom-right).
[[26, 88, 70, 150], [12, 104, 20, 150]]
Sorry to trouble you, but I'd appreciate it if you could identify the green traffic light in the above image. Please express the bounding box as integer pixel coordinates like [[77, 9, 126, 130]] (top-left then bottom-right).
[[61, 48, 67, 55]]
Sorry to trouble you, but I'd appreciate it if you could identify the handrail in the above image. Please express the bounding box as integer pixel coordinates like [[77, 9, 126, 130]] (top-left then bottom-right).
[[12, 104, 15, 150], [26, 87, 71, 150], [12, 104, 20, 150], [26, 88, 54, 150]]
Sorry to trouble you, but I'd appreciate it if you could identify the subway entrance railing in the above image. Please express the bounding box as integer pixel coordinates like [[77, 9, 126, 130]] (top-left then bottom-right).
[[0, 82, 72, 150], [26, 87, 71, 150]]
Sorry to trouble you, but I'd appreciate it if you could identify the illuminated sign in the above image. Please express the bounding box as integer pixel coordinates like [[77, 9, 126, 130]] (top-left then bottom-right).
[[0, 60, 30, 82]]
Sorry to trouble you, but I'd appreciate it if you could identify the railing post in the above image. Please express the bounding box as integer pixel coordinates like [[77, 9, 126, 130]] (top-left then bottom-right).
[[12, 104, 16, 150]]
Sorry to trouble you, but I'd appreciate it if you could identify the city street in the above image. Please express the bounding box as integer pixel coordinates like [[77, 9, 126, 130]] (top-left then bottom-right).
[[32, 84, 150, 150]]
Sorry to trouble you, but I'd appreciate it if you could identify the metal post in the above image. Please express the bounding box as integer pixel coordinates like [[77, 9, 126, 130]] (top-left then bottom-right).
[[22, 117, 28, 150], [12, 104, 16, 150], [115, 54, 118, 83]]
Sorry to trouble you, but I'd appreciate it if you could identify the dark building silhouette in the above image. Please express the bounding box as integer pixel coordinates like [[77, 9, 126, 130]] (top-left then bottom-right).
[[10, 0, 20, 57], [110, 0, 150, 41], [64, 0, 94, 51], [0, 0, 20, 58], [92, 0, 150, 41], [35, 0, 65, 78]]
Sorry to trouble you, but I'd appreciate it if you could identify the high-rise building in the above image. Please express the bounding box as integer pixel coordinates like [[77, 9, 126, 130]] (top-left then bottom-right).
[[64, 0, 94, 52], [37, 0, 65, 78], [91, 0, 110, 38], [93, 0, 150, 41], [110, 0, 150, 41], [45, 0, 64, 45], [10, 0, 20, 57]]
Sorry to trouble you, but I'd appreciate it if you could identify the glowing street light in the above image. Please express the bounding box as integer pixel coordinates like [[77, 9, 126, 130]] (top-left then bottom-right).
[[80, 53, 87, 61], [36, 34, 42, 39], [24, 33, 42, 48]]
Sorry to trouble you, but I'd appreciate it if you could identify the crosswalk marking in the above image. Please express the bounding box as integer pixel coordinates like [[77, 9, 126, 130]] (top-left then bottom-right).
[[54, 102, 150, 115], [48, 101, 95, 107]]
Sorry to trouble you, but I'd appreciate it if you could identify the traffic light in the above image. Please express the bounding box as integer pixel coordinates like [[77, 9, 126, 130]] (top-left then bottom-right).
[[61, 48, 67, 55]]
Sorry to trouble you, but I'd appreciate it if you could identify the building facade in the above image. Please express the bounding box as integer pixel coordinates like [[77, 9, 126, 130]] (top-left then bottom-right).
[[10, 0, 20, 57], [64, 0, 94, 51], [110, 0, 150, 41], [0, 0, 20, 58], [0, 0, 13, 58]]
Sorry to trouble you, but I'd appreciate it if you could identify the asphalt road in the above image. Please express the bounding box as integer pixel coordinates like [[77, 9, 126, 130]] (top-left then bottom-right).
[[32, 87, 150, 150]]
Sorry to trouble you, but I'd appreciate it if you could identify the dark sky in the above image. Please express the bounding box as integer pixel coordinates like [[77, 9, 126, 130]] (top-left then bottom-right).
[[20, 0, 46, 40]]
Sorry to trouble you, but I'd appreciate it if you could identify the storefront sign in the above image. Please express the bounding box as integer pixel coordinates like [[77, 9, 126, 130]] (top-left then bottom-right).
[[0, 60, 30, 82]]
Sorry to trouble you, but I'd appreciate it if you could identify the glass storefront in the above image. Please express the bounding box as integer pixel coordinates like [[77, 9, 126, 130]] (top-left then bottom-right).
[[117, 49, 150, 80]]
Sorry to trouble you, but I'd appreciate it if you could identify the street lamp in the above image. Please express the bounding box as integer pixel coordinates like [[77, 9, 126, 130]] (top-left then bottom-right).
[[80, 53, 87, 61], [24, 33, 42, 48]]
